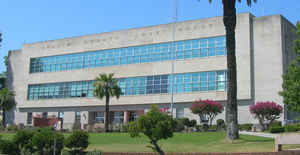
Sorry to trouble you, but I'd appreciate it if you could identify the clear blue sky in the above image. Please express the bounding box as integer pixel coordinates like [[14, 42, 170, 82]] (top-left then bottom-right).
[[0, 0, 299, 72]]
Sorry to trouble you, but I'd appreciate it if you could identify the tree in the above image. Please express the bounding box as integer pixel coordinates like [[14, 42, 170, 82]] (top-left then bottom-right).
[[280, 22, 300, 114], [93, 73, 121, 132], [129, 105, 177, 155], [0, 88, 15, 127], [200, 0, 257, 140], [249, 101, 283, 131], [190, 99, 224, 127]]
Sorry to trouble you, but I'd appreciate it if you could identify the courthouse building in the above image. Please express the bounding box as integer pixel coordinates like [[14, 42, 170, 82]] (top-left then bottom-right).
[[6, 13, 299, 129]]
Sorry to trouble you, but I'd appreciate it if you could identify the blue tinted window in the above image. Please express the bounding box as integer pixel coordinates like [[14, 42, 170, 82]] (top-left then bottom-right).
[[27, 70, 227, 100], [29, 36, 226, 73]]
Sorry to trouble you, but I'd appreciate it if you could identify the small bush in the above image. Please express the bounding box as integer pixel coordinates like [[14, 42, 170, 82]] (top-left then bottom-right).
[[174, 118, 185, 132], [65, 130, 89, 154], [216, 119, 225, 130], [32, 128, 64, 155], [189, 120, 197, 128], [202, 124, 209, 132], [6, 124, 18, 132], [13, 129, 35, 153], [0, 125, 4, 131], [239, 124, 253, 131], [270, 120, 282, 127], [61, 149, 72, 155], [121, 124, 129, 132], [209, 125, 217, 131], [269, 126, 285, 133], [0, 139, 20, 155], [182, 118, 190, 127], [195, 125, 202, 132], [285, 125, 298, 132]]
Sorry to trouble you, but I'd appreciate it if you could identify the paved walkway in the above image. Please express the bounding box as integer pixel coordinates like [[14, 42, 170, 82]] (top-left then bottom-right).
[[239, 131, 278, 138]]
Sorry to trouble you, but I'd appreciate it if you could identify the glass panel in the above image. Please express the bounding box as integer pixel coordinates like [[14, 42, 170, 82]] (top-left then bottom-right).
[[29, 36, 226, 73], [27, 71, 227, 100]]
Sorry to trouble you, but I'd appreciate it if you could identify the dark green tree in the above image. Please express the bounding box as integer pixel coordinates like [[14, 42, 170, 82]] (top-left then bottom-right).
[[200, 0, 257, 140], [93, 73, 121, 132], [280, 22, 300, 114], [0, 88, 15, 127], [129, 105, 177, 155]]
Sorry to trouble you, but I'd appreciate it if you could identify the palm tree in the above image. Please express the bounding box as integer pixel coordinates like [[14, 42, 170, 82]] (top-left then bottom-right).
[[202, 0, 257, 140], [93, 73, 122, 132], [0, 88, 15, 127]]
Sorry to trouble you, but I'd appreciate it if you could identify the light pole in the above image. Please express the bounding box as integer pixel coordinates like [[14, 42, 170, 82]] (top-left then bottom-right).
[[170, 0, 178, 118]]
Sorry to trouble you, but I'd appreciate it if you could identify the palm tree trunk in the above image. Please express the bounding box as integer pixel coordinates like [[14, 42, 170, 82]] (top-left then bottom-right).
[[105, 93, 110, 132], [222, 0, 239, 140]]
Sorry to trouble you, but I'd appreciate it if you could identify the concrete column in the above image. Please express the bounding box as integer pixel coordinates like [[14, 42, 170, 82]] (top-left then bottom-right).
[[63, 112, 75, 130], [124, 111, 129, 124], [81, 111, 89, 129]]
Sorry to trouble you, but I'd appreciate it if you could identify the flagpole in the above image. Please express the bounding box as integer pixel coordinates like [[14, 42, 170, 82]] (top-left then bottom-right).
[[170, 0, 178, 118]]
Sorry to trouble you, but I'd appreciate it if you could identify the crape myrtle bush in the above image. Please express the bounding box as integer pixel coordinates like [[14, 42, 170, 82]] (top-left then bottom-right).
[[250, 101, 283, 131], [190, 99, 224, 126]]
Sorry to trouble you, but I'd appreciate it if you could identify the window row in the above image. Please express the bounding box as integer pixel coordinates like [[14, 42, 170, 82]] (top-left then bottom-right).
[[30, 36, 226, 73], [28, 71, 227, 100]]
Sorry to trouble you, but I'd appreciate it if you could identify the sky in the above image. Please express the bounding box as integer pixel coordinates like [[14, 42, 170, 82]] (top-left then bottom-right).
[[0, 0, 299, 72]]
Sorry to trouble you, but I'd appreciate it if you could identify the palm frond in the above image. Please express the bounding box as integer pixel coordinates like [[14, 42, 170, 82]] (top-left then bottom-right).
[[93, 73, 121, 100]]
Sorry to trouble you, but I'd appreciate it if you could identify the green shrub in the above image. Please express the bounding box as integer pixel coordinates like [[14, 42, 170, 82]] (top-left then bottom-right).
[[216, 119, 225, 130], [0, 139, 20, 155], [32, 128, 64, 155], [121, 124, 129, 132], [65, 130, 89, 154], [6, 124, 18, 132], [202, 124, 209, 132], [174, 118, 185, 132], [285, 125, 298, 132], [195, 125, 202, 132], [182, 118, 190, 127], [61, 149, 72, 155], [0, 125, 4, 131], [13, 129, 35, 153], [209, 125, 217, 131], [239, 124, 253, 131], [270, 120, 282, 127], [189, 119, 197, 128], [269, 126, 285, 133]]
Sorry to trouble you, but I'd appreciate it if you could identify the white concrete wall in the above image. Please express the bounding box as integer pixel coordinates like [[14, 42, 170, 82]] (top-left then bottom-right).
[[7, 13, 297, 125]]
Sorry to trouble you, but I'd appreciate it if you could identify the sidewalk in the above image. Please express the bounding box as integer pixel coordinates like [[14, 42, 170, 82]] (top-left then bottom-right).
[[239, 131, 278, 138]]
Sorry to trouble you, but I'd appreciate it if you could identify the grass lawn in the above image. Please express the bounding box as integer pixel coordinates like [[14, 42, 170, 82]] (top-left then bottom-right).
[[1, 132, 299, 152]]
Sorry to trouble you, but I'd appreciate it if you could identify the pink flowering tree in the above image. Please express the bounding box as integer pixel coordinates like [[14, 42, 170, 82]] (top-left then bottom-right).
[[250, 101, 283, 131], [190, 99, 224, 126]]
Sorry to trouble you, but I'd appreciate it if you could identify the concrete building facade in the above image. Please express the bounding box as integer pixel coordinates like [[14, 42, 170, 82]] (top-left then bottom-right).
[[6, 13, 299, 129]]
